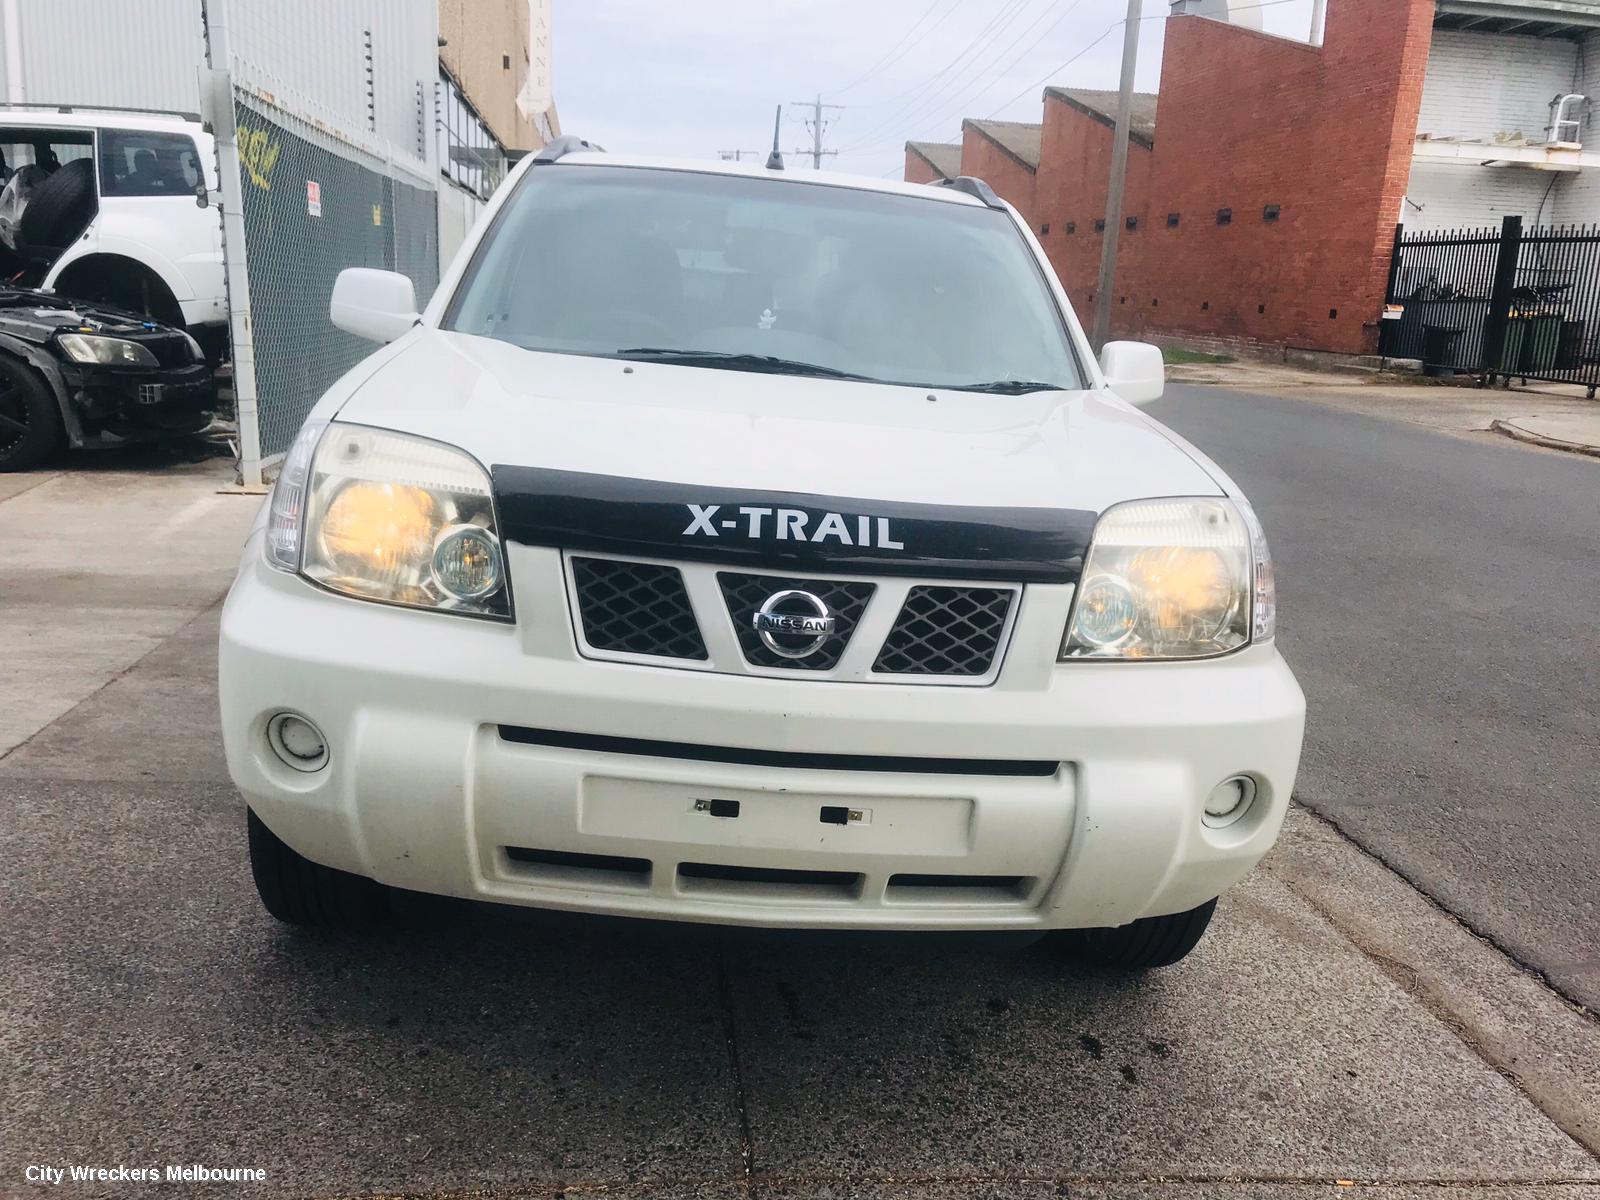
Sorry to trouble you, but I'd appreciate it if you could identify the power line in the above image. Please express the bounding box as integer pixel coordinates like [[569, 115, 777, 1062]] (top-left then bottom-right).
[[838, 0, 1038, 152], [847, 0, 1037, 136], [980, 0, 1305, 122], [854, 0, 1092, 155], [877, 0, 1064, 146], [833, 0, 971, 96], [980, 18, 1120, 119], [846, 0, 1314, 163]]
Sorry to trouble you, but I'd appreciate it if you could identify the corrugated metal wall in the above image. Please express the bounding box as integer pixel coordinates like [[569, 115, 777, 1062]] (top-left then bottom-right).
[[0, 0, 437, 169], [0, 0, 206, 112], [228, 0, 438, 164]]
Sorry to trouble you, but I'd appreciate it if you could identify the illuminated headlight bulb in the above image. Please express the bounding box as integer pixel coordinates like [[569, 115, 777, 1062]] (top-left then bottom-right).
[[431, 525, 503, 600], [319, 481, 439, 584]]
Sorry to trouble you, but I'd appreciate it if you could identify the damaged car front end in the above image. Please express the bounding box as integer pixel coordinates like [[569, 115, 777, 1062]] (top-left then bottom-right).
[[0, 288, 214, 470]]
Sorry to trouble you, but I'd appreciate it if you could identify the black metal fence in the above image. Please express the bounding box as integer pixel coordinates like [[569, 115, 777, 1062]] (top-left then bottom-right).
[[1382, 216, 1600, 397]]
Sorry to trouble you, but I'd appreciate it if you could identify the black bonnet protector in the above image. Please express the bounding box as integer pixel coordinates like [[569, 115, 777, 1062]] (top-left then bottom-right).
[[491, 466, 1096, 584]]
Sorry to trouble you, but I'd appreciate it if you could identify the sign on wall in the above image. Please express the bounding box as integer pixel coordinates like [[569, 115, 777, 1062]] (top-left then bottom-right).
[[516, 0, 552, 120]]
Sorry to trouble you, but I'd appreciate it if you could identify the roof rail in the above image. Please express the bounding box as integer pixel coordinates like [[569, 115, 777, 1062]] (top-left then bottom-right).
[[532, 135, 604, 164], [0, 101, 202, 122], [935, 175, 1006, 210]]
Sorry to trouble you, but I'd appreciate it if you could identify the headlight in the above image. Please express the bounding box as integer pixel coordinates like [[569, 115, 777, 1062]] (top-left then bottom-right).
[[57, 332, 159, 367], [265, 421, 511, 620], [1060, 497, 1269, 661]]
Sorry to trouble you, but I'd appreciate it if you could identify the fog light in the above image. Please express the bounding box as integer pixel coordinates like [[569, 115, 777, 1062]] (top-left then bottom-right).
[[1203, 774, 1256, 828], [266, 712, 328, 772]]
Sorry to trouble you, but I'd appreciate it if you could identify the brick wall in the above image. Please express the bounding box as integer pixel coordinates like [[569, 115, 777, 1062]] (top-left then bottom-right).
[[439, 0, 537, 151], [904, 147, 943, 185], [1404, 159, 1557, 231], [1550, 29, 1600, 226], [960, 124, 1039, 227], [1403, 26, 1598, 232], [1033, 91, 1156, 308], [1058, 0, 1437, 356], [1417, 28, 1578, 143]]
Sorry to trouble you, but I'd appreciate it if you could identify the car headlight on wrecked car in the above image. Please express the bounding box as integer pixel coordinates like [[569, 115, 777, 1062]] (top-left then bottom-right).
[[264, 420, 511, 620], [1060, 496, 1274, 661], [56, 332, 160, 367]]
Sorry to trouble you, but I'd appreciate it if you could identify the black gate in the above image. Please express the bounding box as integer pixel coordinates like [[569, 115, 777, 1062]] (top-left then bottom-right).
[[1382, 216, 1600, 397]]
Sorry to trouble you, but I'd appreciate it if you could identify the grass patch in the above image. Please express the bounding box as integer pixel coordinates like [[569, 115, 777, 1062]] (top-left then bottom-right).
[[1163, 348, 1236, 365]]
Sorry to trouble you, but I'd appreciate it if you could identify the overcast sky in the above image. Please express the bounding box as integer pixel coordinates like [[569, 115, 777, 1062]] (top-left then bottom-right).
[[553, 0, 1317, 179]]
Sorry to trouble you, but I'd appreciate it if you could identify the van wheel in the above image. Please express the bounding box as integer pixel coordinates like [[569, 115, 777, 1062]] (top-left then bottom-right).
[[0, 355, 63, 471], [247, 808, 388, 927], [1049, 898, 1217, 970]]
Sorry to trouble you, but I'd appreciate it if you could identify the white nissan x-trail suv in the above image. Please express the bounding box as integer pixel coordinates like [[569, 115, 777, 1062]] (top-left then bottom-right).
[[220, 139, 1306, 970]]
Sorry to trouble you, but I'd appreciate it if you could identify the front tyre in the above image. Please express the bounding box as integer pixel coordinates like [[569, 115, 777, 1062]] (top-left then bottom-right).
[[1049, 898, 1217, 970], [0, 356, 63, 472], [247, 808, 388, 927]]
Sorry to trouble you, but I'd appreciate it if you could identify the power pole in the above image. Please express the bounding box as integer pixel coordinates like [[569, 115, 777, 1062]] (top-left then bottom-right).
[[787, 93, 844, 169], [1092, 0, 1144, 351]]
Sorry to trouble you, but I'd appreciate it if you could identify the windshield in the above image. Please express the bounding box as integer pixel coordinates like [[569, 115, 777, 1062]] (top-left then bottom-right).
[[445, 164, 1085, 392]]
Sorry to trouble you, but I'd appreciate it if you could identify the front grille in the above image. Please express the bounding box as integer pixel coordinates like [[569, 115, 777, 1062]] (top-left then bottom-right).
[[505, 846, 652, 887], [874, 586, 1015, 677], [144, 334, 198, 369], [718, 572, 875, 671], [571, 557, 706, 660], [678, 862, 862, 899]]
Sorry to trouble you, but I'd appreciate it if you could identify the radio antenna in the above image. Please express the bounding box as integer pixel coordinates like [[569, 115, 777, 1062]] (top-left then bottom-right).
[[765, 104, 784, 171]]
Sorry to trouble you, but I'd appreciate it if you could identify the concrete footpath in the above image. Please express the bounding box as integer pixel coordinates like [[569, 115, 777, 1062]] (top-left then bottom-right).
[[1168, 358, 1600, 458], [2, 458, 1599, 1198]]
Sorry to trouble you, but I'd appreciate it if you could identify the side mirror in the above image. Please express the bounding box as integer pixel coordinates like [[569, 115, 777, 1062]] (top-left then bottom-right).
[[330, 267, 419, 344], [1099, 340, 1165, 406]]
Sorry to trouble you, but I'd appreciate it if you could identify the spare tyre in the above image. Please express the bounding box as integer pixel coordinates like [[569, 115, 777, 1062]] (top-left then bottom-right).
[[18, 158, 95, 252]]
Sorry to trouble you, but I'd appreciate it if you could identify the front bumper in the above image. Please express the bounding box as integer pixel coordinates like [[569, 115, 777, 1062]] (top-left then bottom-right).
[[66, 360, 213, 446], [220, 539, 1306, 931]]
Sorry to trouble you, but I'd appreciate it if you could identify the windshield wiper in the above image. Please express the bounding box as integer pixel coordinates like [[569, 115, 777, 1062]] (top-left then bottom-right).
[[942, 379, 1068, 395], [612, 348, 868, 381]]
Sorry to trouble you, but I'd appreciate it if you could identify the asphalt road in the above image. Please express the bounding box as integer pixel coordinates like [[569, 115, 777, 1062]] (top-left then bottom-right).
[[4, 418, 1600, 1198], [1151, 384, 1600, 1010]]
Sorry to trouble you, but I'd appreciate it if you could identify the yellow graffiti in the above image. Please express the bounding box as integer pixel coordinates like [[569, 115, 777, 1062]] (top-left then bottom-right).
[[240, 127, 281, 189]]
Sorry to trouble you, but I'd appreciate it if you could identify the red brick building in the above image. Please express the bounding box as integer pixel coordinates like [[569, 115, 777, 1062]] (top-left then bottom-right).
[[1033, 87, 1157, 321], [958, 119, 1042, 227], [906, 0, 1600, 357], [904, 141, 961, 185]]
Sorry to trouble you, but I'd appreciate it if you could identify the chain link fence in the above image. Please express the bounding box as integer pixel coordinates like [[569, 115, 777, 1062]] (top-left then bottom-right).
[[230, 89, 437, 460]]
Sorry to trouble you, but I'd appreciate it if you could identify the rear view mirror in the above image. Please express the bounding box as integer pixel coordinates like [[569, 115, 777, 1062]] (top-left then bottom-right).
[[1099, 341, 1165, 406], [330, 268, 419, 344]]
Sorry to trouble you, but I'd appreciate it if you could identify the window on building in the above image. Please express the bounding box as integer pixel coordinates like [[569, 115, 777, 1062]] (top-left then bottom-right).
[[98, 130, 201, 197], [437, 68, 508, 202]]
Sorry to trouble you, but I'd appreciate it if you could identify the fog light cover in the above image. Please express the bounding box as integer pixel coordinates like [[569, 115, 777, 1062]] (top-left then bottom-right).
[[1203, 775, 1257, 828], [266, 712, 329, 772]]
